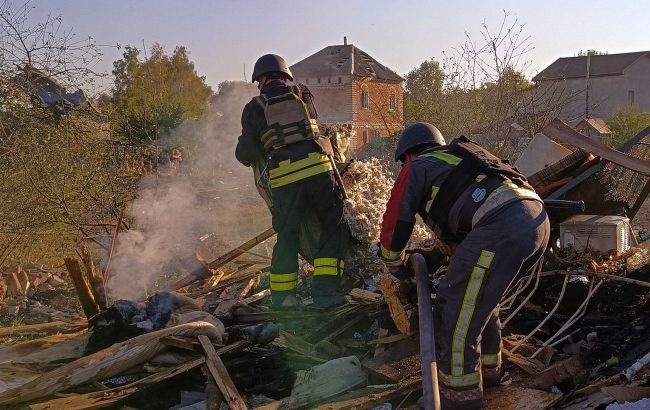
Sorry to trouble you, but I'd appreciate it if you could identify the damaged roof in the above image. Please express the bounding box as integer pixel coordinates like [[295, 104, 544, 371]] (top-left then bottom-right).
[[532, 51, 650, 81], [290, 44, 405, 83], [578, 117, 613, 135]]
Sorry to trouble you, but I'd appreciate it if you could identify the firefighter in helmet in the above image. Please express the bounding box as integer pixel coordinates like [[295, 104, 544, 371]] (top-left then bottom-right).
[[235, 54, 348, 308], [379, 123, 550, 409]]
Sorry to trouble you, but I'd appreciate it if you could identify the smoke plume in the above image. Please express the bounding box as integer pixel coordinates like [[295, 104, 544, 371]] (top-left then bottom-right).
[[106, 81, 272, 300]]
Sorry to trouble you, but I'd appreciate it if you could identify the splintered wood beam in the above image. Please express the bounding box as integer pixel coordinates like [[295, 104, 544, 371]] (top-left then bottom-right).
[[28, 341, 247, 410], [198, 335, 248, 410], [64, 257, 100, 319], [29, 357, 205, 410], [543, 118, 650, 176], [79, 246, 108, 311], [207, 228, 275, 270], [379, 273, 413, 335], [0, 321, 86, 337]]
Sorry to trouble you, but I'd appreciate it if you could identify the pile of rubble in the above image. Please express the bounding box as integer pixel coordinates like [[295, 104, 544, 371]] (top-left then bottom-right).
[[0, 262, 75, 320]]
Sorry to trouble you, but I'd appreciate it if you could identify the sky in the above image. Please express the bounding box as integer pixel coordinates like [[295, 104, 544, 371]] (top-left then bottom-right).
[[23, 0, 650, 91]]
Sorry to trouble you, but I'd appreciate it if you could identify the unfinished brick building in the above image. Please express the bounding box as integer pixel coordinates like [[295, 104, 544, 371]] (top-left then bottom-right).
[[290, 39, 404, 152]]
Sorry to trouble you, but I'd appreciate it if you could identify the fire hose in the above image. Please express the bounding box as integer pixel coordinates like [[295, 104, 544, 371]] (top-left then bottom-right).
[[407, 252, 442, 410]]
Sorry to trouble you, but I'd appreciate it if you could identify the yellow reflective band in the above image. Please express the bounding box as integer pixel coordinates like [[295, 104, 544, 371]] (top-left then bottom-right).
[[477, 250, 495, 269], [313, 266, 341, 276], [451, 250, 495, 377], [476, 173, 486, 182], [420, 151, 462, 165], [439, 370, 481, 388], [270, 272, 298, 283], [424, 185, 440, 213], [481, 352, 502, 367], [269, 152, 330, 178], [270, 281, 297, 291], [270, 161, 332, 188], [314, 258, 344, 268], [380, 245, 402, 261]]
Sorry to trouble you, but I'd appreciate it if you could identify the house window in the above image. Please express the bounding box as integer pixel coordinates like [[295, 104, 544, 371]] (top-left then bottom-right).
[[362, 130, 369, 144], [328, 77, 331, 84], [361, 90, 369, 109], [629, 90, 635, 105], [389, 94, 396, 111], [318, 77, 321, 84], [338, 77, 342, 84]]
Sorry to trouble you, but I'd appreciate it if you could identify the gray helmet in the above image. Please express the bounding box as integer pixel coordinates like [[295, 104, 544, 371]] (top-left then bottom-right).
[[394, 122, 445, 162], [251, 54, 293, 83]]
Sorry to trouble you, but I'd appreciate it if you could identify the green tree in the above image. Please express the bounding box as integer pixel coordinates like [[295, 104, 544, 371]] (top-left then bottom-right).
[[607, 105, 650, 147], [111, 44, 213, 142]]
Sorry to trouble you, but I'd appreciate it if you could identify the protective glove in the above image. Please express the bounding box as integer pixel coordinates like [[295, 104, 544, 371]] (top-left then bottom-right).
[[377, 243, 411, 279]]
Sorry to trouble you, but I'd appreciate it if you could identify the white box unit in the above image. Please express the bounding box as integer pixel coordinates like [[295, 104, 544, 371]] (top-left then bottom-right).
[[559, 215, 630, 255]]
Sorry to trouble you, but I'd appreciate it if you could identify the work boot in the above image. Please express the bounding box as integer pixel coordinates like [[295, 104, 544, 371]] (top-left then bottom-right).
[[271, 292, 299, 308], [482, 366, 503, 388], [312, 292, 345, 308]]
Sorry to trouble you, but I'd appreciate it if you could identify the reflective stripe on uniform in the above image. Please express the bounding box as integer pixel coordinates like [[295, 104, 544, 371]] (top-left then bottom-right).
[[419, 151, 462, 165], [313, 257, 344, 276], [472, 181, 541, 227], [380, 245, 402, 262], [439, 370, 481, 388], [451, 250, 495, 377], [424, 185, 440, 213], [269, 153, 333, 188], [270, 272, 298, 291], [481, 352, 502, 367]]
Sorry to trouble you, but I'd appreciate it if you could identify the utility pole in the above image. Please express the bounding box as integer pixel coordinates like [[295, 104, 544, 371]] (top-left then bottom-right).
[[585, 50, 591, 119]]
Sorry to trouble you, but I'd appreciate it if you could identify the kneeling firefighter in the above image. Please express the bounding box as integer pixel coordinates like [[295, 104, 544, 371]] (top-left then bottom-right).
[[235, 54, 348, 308], [379, 123, 550, 409]]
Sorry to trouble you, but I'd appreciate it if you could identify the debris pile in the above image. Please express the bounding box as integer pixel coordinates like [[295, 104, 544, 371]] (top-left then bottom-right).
[[342, 158, 436, 289], [1, 119, 650, 409], [0, 262, 75, 320]]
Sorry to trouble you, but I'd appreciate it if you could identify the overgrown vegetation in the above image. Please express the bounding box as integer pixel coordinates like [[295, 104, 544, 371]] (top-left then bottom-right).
[[607, 105, 650, 147]]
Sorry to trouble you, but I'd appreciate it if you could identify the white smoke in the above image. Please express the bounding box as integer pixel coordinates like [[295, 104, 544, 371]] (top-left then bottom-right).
[[106, 81, 272, 300]]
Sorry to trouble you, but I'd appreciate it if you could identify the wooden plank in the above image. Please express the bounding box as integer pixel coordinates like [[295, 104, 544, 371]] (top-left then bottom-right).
[[0, 321, 86, 337], [275, 330, 331, 363], [542, 118, 650, 176], [314, 374, 422, 410], [240, 289, 271, 305], [367, 332, 415, 345], [159, 335, 224, 352], [64, 257, 100, 319], [207, 228, 275, 270], [362, 337, 420, 383], [546, 164, 601, 200], [213, 277, 258, 318], [168, 227, 274, 292], [198, 335, 248, 410]]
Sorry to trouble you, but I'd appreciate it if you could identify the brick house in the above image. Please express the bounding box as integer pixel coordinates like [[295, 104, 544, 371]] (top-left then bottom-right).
[[290, 39, 404, 152], [532, 51, 650, 123]]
